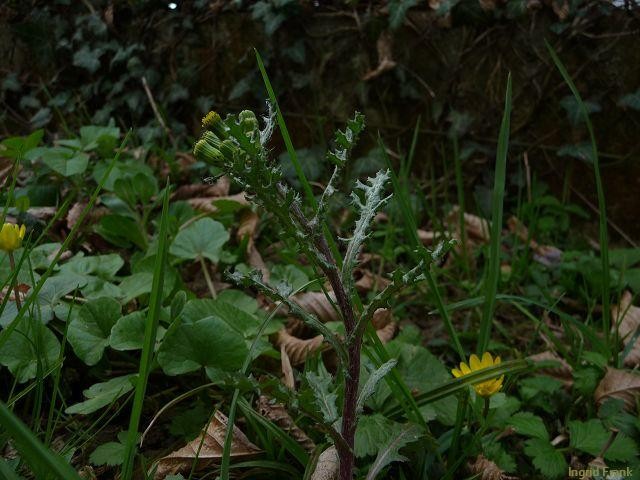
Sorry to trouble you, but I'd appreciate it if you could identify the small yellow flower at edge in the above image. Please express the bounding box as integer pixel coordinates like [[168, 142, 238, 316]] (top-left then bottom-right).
[[0, 223, 26, 253], [451, 352, 504, 397]]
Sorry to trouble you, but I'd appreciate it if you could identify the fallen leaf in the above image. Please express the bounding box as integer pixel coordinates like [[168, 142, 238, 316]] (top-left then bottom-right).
[[237, 209, 270, 283], [172, 176, 230, 200], [152, 410, 261, 479], [281, 344, 295, 390], [310, 445, 339, 480], [67, 202, 109, 229], [446, 206, 491, 244], [257, 395, 315, 452], [468, 454, 518, 480], [363, 31, 397, 81], [354, 269, 391, 293], [594, 367, 640, 412], [188, 192, 249, 213], [275, 329, 325, 365], [293, 291, 340, 323], [372, 308, 397, 344], [611, 291, 640, 367], [527, 351, 573, 387], [507, 217, 562, 267]]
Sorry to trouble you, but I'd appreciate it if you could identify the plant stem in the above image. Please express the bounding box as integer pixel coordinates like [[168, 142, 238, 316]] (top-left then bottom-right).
[[199, 256, 217, 298], [8, 252, 22, 310]]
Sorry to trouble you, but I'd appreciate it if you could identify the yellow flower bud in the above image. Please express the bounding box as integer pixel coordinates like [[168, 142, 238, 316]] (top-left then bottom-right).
[[0, 223, 26, 252], [201, 111, 228, 139], [193, 139, 223, 165]]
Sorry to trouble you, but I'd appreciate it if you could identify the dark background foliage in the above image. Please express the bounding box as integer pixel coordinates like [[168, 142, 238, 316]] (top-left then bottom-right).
[[2, 0, 639, 237]]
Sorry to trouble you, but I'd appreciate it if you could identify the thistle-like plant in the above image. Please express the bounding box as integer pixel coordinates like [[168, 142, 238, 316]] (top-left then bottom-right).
[[194, 106, 429, 479]]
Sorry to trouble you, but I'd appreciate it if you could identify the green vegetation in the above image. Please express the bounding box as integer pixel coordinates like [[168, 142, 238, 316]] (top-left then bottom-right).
[[1, 2, 640, 480]]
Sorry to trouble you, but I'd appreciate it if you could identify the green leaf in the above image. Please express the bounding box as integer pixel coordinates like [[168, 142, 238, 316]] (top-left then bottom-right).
[[89, 441, 125, 467], [365, 423, 422, 480], [157, 316, 247, 375], [110, 311, 165, 351], [523, 438, 567, 479], [0, 319, 60, 383], [357, 359, 397, 414], [269, 264, 309, 292], [305, 363, 339, 425], [96, 215, 147, 249], [39, 147, 89, 176], [73, 45, 103, 73], [569, 419, 638, 461], [618, 89, 640, 110], [66, 374, 137, 415], [388, 0, 418, 29], [118, 272, 154, 303], [507, 412, 549, 440], [355, 414, 395, 458], [216, 289, 259, 314], [68, 297, 121, 366], [169, 218, 229, 263]]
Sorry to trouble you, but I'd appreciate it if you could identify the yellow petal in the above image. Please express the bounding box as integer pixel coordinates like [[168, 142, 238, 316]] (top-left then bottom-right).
[[481, 352, 493, 368], [469, 354, 481, 371], [452, 368, 462, 378], [460, 362, 471, 375], [494, 356, 501, 365], [19, 224, 26, 239]]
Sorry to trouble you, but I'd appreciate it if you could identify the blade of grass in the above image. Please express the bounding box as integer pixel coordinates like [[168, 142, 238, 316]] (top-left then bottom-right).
[[380, 136, 464, 359], [384, 359, 529, 418], [0, 401, 82, 479], [545, 40, 611, 356], [0, 458, 21, 480], [477, 73, 512, 354], [121, 179, 171, 480]]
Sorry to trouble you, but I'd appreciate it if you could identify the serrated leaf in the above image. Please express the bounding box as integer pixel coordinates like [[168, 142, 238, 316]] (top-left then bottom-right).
[[364, 423, 422, 480], [569, 419, 638, 461], [305, 364, 339, 425], [507, 412, 549, 440], [355, 414, 394, 458], [89, 441, 125, 466], [357, 359, 397, 414], [523, 438, 567, 479]]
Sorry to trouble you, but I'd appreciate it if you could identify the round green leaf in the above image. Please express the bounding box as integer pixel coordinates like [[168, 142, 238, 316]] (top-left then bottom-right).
[[169, 218, 229, 263], [157, 316, 247, 375], [68, 297, 121, 366]]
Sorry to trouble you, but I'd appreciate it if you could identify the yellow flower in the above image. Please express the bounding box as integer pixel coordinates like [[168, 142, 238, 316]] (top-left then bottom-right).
[[0, 223, 26, 252], [452, 352, 504, 397]]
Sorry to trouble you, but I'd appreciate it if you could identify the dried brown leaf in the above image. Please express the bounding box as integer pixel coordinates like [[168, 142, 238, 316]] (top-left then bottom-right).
[[188, 192, 249, 213], [281, 344, 295, 390], [310, 446, 339, 480], [363, 31, 397, 81], [276, 329, 325, 365], [372, 308, 397, 344], [612, 290, 640, 367], [446, 205, 491, 244], [237, 210, 270, 283], [594, 367, 640, 412], [527, 351, 573, 387], [153, 411, 261, 479], [507, 216, 562, 267], [257, 395, 315, 452], [293, 291, 340, 323], [354, 269, 391, 293], [468, 454, 518, 480], [66, 202, 109, 229]]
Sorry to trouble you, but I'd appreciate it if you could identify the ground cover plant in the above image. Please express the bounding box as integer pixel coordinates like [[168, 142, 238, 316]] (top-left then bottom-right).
[[2, 22, 640, 480]]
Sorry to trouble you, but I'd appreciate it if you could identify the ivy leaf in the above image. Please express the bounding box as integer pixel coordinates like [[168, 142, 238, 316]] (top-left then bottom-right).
[[68, 297, 121, 366], [523, 438, 567, 479], [507, 412, 549, 440], [73, 45, 103, 73], [66, 374, 137, 415], [169, 218, 229, 263], [157, 316, 247, 376], [365, 423, 423, 480]]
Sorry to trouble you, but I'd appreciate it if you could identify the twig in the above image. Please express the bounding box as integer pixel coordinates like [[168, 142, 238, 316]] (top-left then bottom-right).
[[141, 76, 176, 147], [199, 256, 217, 298]]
